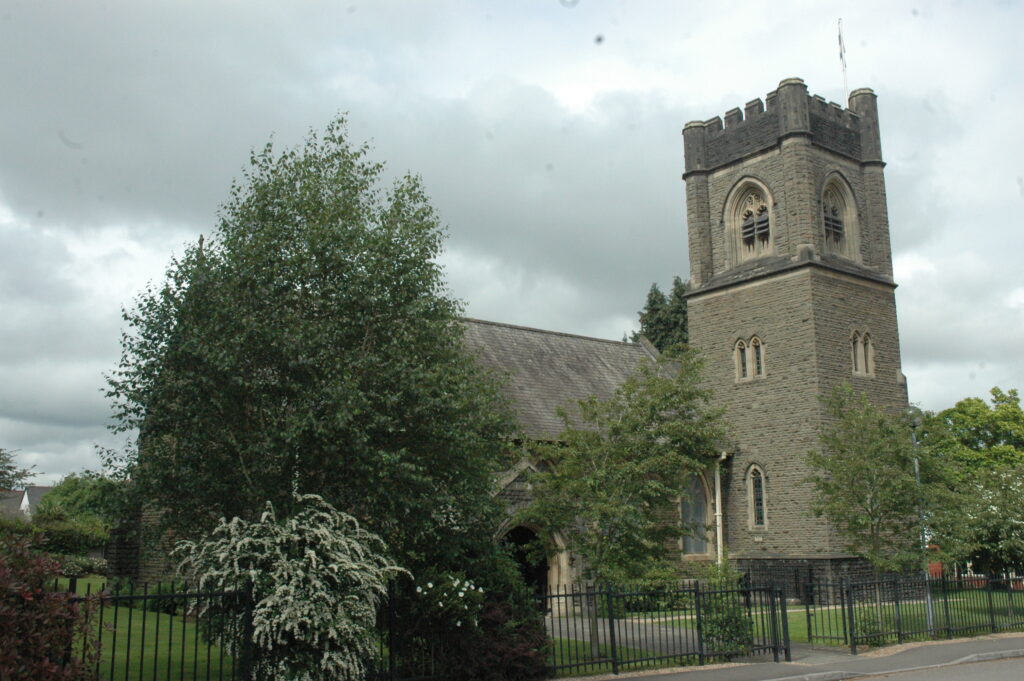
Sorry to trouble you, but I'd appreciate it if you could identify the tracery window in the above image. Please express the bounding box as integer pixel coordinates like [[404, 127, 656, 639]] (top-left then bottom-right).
[[740, 192, 771, 253], [748, 466, 767, 529], [820, 176, 860, 261], [727, 182, 775, 265], [823, 187, 845, 245]]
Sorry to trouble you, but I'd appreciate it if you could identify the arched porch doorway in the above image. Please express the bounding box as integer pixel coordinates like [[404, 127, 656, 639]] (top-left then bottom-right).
[[501, 526, 548, 596]]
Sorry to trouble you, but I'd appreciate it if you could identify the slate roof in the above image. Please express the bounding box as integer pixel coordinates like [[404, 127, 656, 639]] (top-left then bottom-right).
[[462, 319, 659, 441], [23, 485, 52, 514], [0, 489, 23, 520]]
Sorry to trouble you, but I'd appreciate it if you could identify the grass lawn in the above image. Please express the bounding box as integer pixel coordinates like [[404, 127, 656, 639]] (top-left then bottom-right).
[[549, 637, 692, 677], [55, 575, 238, 681]]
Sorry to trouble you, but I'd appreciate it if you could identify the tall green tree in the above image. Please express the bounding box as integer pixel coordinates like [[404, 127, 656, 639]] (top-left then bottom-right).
[[632, 276, 689, 351], [36, 471, 124, 528], [927, 387, 1024, 473], [106, 118, 517, 574], [520, 349, 725, 584], [0, 448, 32, 490], [922, 387, 1024, 573], [807, 386, 953, 574]]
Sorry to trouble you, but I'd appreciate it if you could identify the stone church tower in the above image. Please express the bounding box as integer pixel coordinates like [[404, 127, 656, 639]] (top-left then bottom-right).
[[682, 78, 908, 579]]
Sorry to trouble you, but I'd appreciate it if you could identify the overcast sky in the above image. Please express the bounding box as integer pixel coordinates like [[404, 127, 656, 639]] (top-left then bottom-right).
[[2, 0, 1022, 484]]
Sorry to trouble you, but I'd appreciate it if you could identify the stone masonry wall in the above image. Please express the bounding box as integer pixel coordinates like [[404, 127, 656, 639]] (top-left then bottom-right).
[[689, 270, 834, 560]]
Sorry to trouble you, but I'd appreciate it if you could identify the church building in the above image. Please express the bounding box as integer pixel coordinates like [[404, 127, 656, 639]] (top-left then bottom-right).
[[476, 78, 908, 590]]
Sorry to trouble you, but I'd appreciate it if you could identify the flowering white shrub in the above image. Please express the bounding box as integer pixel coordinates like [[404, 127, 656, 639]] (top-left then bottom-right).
[[174, 493, 404, 681], [413, 572, 485, 629]]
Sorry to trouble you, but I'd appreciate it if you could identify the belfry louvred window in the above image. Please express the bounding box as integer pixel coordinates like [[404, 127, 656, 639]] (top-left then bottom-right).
[[741, 203, 770, 251], [823, 188, 844, 244]]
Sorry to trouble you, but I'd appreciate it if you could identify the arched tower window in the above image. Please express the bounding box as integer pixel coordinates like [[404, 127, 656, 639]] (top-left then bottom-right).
[[850, 331, 861, 374], [821, 176, 860, 261], [748, 466, 767, 529], [750, 337, 764, 377], [681, 475, 709, 555], [735, 337, 765, 382], [735, 339, 748, 380], [740, 193, 771, 253], [862, 333, 875, 376], [823, 187, 845, 244], [851, 330, 876, 377], [726, 181, 774, 265]]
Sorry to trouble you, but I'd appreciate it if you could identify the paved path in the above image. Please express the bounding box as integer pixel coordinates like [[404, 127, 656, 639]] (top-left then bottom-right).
[[575, 632, 1024, 681]]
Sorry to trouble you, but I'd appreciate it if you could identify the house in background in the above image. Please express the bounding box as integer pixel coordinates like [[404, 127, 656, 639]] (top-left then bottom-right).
[[0, 485, 53, 521], [0, 489, 23, 521]]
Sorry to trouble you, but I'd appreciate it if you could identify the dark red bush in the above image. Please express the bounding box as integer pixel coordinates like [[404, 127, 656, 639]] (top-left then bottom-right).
[[0, 536, 99, 681]]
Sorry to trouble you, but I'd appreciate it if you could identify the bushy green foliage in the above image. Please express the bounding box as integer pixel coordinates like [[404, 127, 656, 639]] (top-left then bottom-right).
[[926, 387, 1024, 472], [631, 276, 690, 351], [175, 493, 402, 681], [521, 348, 724, 583], [105, 117, 516, 578], [0, 536, 99, 680], [921, 387, 1024, 573], [30, 510, 109, 556], [38, 470, 126, 529], [807, 386, 953, 574], [53, 554, 107, 579], [389, 569, 547, 681], [0, 447, 32, 489], [693, 559, 753, 658]]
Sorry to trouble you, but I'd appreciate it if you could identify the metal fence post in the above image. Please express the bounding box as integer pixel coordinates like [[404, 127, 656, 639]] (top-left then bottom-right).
[[804, 579, 814, 646], [779, 588, 791, 662], [893, 578, 903, 643], [767, 588, 780, 663], [694, 581, 705, 666], [387, 581, 396, 681], [605, 584, 618, 675], [237, 586, 256, 681], [941, 572, 953, 639], [987, 574, 997, 633], [845, 583, 858, 655], [839, 579, 848, 645]]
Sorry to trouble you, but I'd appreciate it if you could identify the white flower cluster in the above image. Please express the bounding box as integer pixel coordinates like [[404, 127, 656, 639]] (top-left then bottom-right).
[[414, 573, 485, 628], [174, 493, 406, 681]]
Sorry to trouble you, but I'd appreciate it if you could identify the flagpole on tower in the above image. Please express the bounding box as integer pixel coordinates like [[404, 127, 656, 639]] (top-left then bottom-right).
[[839, 18, 849, 103]]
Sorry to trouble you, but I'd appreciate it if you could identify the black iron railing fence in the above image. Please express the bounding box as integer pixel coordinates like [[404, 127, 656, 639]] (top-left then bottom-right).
[[369, 580, 791, 680], [747, 571, 1024, 654], [55, 578, 253, 681], [536, 582, 790, 677], [52, 578, 789, 680]]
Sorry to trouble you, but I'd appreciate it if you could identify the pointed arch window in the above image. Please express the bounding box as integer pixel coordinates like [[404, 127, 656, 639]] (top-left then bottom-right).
[[681, 476, 709, 555], [748, 466, 767, 529], [735, 336, 765, 382], [851, 330, 876, 377], [823, 187, 845, 245], [851, 331, 861, 374], [821, 177, 860, 261], [741, 196, 771, 252], [727, 182, 775, 265], [735, 340, 748, 380], [751, 337, 764, 377]]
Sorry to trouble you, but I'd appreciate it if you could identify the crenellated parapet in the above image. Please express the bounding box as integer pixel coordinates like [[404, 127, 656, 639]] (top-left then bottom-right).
[[683, 77, 882, 176]]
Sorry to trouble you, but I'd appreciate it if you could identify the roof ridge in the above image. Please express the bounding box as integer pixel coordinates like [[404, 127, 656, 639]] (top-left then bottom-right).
[[462, 317, 639, 348]]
